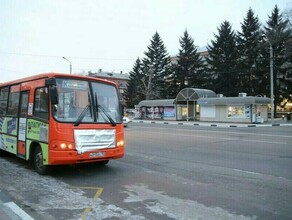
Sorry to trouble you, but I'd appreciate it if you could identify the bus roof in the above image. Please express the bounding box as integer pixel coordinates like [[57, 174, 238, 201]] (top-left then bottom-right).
[[0, 72, 118, 87]]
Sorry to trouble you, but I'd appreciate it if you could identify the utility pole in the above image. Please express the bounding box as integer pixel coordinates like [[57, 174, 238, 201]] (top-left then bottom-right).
[[269, 43, 274, 124]]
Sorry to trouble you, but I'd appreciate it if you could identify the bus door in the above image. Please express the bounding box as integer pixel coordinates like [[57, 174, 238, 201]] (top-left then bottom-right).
[[17, 91, 29, 159]]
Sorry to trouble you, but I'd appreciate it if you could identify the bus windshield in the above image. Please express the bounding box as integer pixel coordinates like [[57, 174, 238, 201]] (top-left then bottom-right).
[[53, 78, 122, 124]]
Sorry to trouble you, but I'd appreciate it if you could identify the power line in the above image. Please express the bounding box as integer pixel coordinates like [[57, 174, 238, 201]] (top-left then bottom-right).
[[0, 67, 131, 75], [0, 51, 135, 61], [0, 68, 28, 74]]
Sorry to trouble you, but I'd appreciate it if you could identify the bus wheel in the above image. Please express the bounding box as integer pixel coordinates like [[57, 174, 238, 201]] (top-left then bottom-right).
[[33, 146, 50, 175], [97, 160, 109, 165]]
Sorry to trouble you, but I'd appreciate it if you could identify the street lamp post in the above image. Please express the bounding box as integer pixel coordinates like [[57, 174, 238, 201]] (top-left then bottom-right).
[[264, 33, 275, 125], [62, 57, 72, 74], [269, 42, 274, 124]]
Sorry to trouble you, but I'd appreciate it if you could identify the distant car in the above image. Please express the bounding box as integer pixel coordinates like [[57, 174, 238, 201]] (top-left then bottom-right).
[[123, 116, 131, 127]]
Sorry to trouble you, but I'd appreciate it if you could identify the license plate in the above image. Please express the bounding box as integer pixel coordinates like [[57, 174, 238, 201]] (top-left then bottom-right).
[[89, 152, 105, 158]]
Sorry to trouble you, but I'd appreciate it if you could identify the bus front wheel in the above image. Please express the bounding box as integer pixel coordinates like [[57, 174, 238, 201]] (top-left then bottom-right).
[[97, 160, 109, 165], [33, 146, 50, 175]]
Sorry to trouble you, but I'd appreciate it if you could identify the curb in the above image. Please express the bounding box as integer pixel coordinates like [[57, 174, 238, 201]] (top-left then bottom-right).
[[133, 120, 292, 128], [0, 191, 33, 220]]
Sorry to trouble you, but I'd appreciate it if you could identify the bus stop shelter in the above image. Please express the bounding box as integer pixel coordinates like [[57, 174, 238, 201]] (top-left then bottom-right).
[[175, 88, 217, 121], [137, 99, 176, 120]]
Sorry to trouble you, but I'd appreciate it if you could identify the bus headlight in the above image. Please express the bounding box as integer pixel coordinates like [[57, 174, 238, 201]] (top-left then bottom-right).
[[58, 143, 74, 150], [117, 140, 124, 147], [60, 143, 67, 149]]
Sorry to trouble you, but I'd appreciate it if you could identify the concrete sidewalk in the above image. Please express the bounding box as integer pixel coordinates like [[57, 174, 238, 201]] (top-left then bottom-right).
[[133, 118, 292, 128]]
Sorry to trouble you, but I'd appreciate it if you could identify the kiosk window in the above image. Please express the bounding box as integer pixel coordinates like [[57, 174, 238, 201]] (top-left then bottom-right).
[[227, 106, 245, 118]]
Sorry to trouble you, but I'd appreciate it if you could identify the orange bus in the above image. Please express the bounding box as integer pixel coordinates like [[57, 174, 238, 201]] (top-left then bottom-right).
[[0, 73, 125, 174]]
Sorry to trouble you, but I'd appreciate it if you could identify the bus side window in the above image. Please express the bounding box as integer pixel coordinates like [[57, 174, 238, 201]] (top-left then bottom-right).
[[20, 92, 29, 117], [34, 87, 49, 120], [0, 87, 9, 116], [7, 85, 20, 116]]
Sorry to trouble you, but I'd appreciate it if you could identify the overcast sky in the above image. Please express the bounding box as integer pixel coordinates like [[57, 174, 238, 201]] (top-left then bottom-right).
[[0, 0, 291, 83]]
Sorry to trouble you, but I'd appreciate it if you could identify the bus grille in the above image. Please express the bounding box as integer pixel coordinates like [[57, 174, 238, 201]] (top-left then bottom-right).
[[74, 129, 116, 154]]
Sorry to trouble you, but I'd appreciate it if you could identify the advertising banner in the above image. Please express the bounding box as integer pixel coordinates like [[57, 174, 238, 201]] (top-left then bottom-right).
[[27, 119, 48, 143], [163, 107, 175, 118]]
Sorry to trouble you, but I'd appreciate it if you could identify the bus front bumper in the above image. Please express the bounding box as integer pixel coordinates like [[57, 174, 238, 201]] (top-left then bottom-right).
[[48, 147, 124, 165]]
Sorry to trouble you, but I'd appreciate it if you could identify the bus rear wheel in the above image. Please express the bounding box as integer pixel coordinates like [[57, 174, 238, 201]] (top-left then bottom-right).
[[33, 146, 50, 175]]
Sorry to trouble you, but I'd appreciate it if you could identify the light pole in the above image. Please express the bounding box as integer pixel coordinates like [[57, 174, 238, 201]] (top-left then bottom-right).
[[62, 56, 72, 74], [263, 33, 275, 124], [269, 42, 274, 124]]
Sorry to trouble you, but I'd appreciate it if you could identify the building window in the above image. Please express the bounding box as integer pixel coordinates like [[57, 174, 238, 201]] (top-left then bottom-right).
[[119, 81, 127, 89]]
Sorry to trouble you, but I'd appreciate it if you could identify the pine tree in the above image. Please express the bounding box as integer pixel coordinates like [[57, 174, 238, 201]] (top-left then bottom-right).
[[264, 5, 292, 116], [172, 30, 204, 93], [206, 21, 239, 96], [142, 32, 171, 99], [165, 63, 179, 98], [237, 8, 266, 96], [124, 58, 145, 108]]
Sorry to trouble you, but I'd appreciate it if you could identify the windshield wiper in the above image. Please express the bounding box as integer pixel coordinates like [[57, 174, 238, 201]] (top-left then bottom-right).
[[74, 104, 90, 126], [74, 92, 92, 126], [98, 104, 116, 126]]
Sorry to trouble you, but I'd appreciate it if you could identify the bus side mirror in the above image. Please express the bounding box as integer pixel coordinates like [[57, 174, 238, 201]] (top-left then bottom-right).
[[45, 78, 56, 86], [50, 86, 59, 105]]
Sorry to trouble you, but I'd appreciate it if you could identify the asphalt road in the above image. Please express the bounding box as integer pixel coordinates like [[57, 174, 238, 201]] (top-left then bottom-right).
[[0, 123, 291, 220]]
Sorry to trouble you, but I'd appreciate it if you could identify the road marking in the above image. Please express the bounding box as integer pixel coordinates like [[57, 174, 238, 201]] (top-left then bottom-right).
[[231, 168, 261, 175], [221, 137, 286, 145], [73, 186, 103, 190], [230, 168, 288, 180], [79, 187, 103, 220], [4, 202, 34, 220]]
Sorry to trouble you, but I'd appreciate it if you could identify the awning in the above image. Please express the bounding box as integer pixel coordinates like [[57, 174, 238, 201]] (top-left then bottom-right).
[[137, 99, 176, 107], [176, 88, 217, 101]]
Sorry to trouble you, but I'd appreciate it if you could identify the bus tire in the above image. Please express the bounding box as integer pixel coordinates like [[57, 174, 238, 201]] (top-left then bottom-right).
[[33, 146, 50, 175], [97, 160, 109, 165]]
